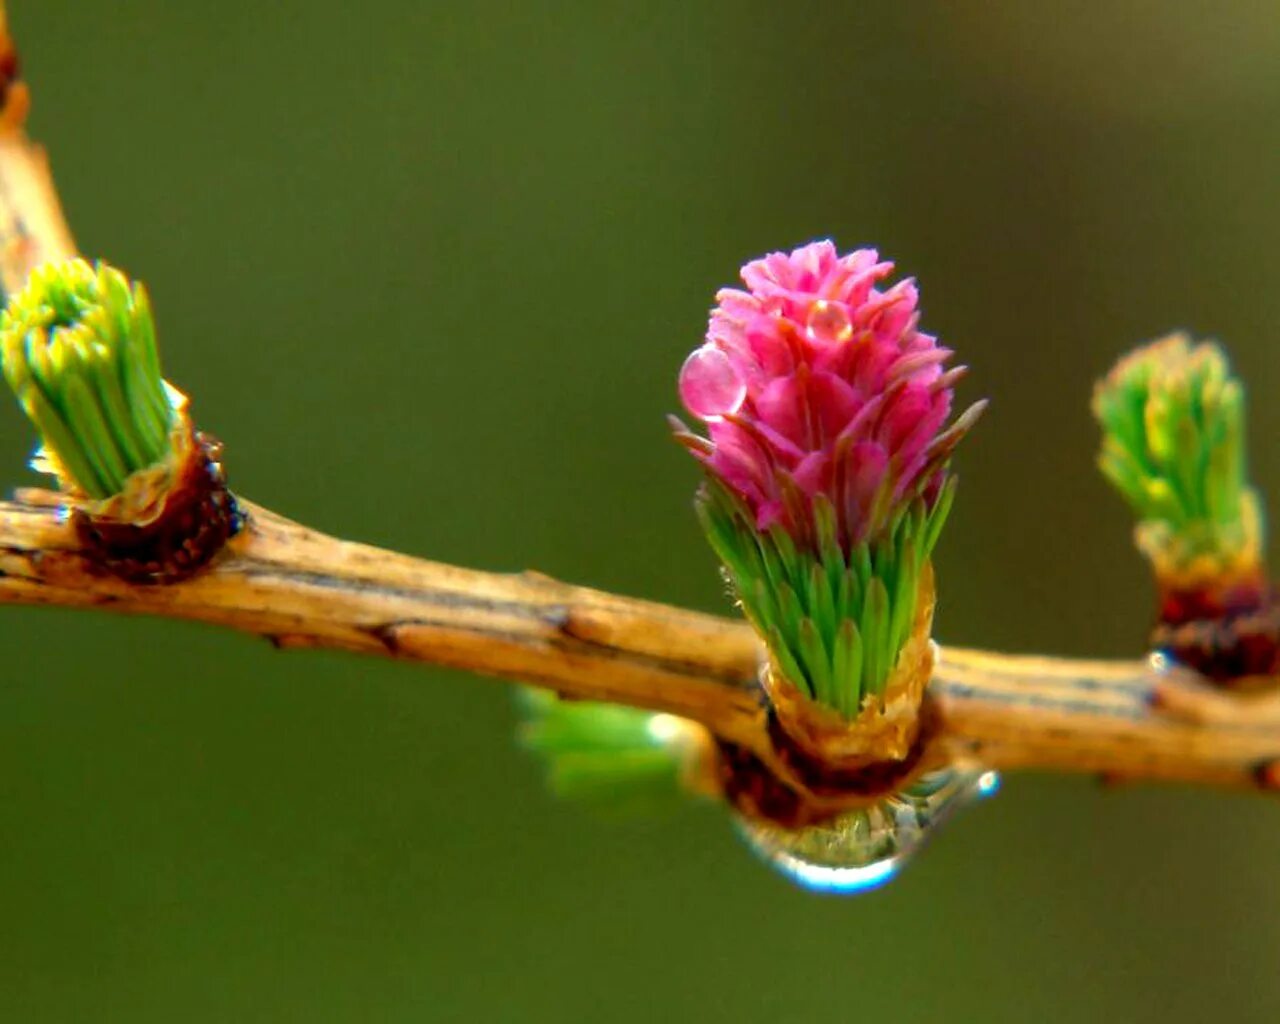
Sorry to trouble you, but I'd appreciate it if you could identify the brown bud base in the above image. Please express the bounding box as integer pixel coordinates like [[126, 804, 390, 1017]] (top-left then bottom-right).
[[714, 702, 939, 829], [1152, 574, 1280, 688], [73, 432, 243, 585], [720, 562, 943, 827]]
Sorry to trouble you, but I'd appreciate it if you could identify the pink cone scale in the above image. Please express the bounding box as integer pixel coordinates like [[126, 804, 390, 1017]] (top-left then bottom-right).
[[673, 241, 983, 717]]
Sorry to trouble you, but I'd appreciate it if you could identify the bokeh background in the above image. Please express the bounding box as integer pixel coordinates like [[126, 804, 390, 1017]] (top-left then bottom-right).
[[2, 3, 1279, 1021]]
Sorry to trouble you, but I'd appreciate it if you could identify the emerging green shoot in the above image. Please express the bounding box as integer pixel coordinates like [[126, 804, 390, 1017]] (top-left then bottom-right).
[[518, 689, 708, 811], [1, 259, 176, 500], [1094, 334, 1263, 586]]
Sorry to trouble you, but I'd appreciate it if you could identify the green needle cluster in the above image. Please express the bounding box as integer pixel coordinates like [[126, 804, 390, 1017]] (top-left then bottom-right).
[[697, 478, 955, 718], [1093, 334, 1261, 578], [1, 259, 174, 500], [518, 689, 693, 810]]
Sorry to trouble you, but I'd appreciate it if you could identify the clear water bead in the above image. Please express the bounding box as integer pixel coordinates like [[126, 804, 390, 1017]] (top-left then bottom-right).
[[805, 299, 854, 344], [735, 767, 999, 894], [679, 345, 746, 420]]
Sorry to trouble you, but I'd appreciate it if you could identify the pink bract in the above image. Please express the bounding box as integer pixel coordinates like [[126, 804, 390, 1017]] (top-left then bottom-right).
[[676, 240, 974, 549]]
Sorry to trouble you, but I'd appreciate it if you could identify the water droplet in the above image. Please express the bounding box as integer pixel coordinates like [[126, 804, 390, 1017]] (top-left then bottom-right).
[[806, 299, 853, 344], [679, 345, 746, 420], [734, 767, 998, 893]]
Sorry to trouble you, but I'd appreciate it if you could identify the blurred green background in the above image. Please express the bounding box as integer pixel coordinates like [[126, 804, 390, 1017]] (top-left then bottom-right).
[[2, 3, 1279, 1021]]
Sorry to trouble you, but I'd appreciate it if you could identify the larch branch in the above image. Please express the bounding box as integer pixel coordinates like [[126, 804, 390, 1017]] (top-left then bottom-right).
[[0, 7, 74, 296], [2, 494, 1278, 796], [0, 126, 75, 296]]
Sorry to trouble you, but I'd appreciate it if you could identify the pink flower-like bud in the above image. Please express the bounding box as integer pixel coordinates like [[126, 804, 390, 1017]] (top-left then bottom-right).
[[676, 240, 979, 550]]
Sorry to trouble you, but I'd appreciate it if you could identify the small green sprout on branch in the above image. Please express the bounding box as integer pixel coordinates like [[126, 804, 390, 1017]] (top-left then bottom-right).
[[1093, 334, 1277, 684], [1094, 334, 1260, 592], [519, 690, 713, 812], [2, 259, 174, 500], [2, 258, 239, 583]]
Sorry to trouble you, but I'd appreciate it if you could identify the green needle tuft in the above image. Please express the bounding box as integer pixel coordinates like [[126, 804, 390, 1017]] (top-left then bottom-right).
[[1093, 334, 1263, 584], [518, 689, 705, 811], [697, 478, 953, 717], [2, 259, 176, 500]]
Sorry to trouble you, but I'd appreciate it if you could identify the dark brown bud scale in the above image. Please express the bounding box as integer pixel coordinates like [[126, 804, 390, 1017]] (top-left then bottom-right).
[[1151, 606, 1280, 688], [1153, 575, 1280, 687], [714, 704, 934, 829], [73, 432, 243, 585]]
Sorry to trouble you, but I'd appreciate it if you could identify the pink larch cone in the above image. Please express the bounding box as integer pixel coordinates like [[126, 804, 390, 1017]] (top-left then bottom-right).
[[673, 241, 983, 755], [676, 240, 982, 556]]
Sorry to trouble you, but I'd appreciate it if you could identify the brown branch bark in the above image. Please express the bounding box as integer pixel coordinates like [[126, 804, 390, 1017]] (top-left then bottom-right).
[[0, 7, 76, 298], [3, 493, 1279, 797], [0, 129, 75, 295]]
